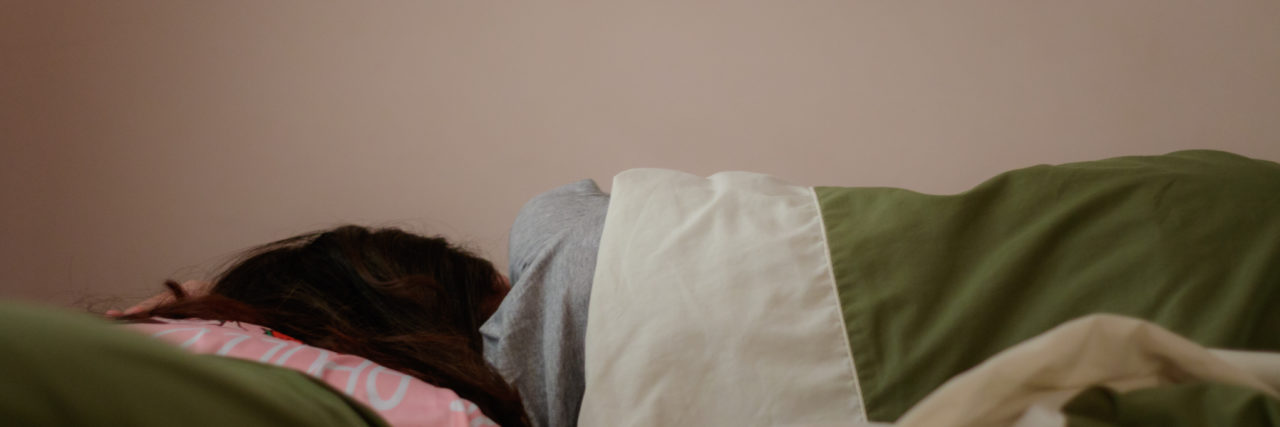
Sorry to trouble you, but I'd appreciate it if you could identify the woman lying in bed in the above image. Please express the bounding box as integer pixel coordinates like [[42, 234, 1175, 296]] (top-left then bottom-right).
[[0, 225, 531, 427], [10, 150, 1273, 427]]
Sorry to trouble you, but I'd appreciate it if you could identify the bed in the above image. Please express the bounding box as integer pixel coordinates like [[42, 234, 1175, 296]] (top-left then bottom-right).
[[4, 150, 1278, 427]]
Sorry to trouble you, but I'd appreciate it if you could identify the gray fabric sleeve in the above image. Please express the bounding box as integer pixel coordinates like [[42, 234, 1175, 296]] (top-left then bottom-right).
[[480, 179, 609, 427]]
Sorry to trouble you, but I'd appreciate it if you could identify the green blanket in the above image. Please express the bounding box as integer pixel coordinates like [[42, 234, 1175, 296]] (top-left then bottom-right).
[[817, 150, 1280, 421], [1064, 382, 1280, 427], [582, 150, 1280, 426]]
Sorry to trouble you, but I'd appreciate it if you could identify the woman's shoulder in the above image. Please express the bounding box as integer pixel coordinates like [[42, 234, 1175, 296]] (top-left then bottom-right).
[[508, 179, 610, 274]]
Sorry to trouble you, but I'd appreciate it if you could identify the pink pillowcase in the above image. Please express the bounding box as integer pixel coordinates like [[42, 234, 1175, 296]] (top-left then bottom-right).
[[126, 318, 497, 427]]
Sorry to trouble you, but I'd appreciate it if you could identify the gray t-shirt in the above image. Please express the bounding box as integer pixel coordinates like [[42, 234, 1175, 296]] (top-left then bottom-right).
[[480, 179, 608, 427]]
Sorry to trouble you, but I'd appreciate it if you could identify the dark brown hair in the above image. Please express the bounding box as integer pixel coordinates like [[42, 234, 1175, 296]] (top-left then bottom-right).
[[119, 225, 529, 427]]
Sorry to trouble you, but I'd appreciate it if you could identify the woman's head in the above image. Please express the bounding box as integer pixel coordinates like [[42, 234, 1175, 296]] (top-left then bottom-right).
[[124, 225, 527, 426], [209, 225, 507, 343]]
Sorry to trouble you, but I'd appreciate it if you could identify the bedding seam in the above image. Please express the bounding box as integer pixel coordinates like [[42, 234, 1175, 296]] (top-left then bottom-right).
[[809, 186, 869, 423]]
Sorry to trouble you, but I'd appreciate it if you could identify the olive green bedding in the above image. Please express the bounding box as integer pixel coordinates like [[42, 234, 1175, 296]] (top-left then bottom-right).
[[582, 150, 1280, 426]]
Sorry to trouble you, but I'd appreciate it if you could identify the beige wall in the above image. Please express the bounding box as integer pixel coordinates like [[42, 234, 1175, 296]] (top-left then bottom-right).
[[3, 1, 1279, 306]]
